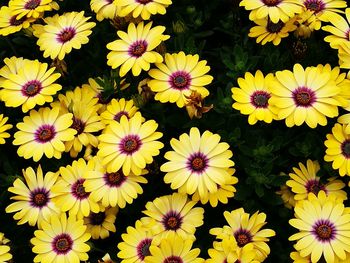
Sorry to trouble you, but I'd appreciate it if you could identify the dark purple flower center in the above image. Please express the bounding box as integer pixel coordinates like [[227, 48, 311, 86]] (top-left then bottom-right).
[[162, 211, 183, 230], [21, 80, 42, 97], [234, 229, 252, 247], [90, 212, 106, 225], [137, 238, 152, 260], [305, 179, 326, 195], [187, 152, 208, 173], [57, 27, 76, 43], [71, 179, 89, 200], [163, 256, 183, 263], [250, 90, 270, 108], [10, 15, 26, 26], [304, 0, 325, 13], [341, 140, 350, 158], [267, 20, 284, 33], [52, 233, 73, 255], [30, 188, 49, 208], [292, 87, 316, 107], [312, 219, 336, 242], [169, 71, 191, 90], [137, 0, 153, 4], [71, 117, 85, 135], [129, 40, 148, 57], [119, 135, 142, 155], [114, 111, 129, 122], [35, 125, 56, 143], [24, 0, 40, 9], [104, 171, 126, 187], [262, 0, 280, 6]]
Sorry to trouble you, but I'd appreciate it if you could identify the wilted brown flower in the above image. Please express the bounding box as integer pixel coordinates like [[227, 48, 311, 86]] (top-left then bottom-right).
[[184, 90, 213, 119]]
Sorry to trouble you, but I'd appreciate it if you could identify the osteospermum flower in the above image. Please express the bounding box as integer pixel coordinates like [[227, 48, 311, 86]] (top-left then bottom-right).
[[52, 158, 100, 218], [13, 107, 77, 161], [289, 191, 350, 262], [0, 56, 27, 87], [141, 193, 204, 242], [322, 10, 350, 49], [338, 44, 350, 70], [0, 6, 33, 36], [0, 58, 62, 113], [232, 70, 278, 125], [269, 63, 342, 128], [84, 207, 118, 239], [32, 11, 96, 60], [286, 159, 347, 201], [106, 21, 169, 77], [145, 232, 204, 263], [302, 0, 347, 23], [210, 208, 276, 261], [239, 0, 302, 23], [0, 233, 12, 263], [117, 219, 158, 262], [97, 112, 164, 175], [9, 0, 56, 19], [290, 250, 311, 262], [31, 213, 91, 263], [276, 184, 296, 209], [91, 0, 120, 21], [84, 156, 148, 208], [248, 17, 297, 45], [148, 51, 213, 108], [116, 0, 172, 20], [0, 114, 12, 144], [161, 127, 235, 200], [5, 165, 60, 228], [324, 123, 350, 176], [294, 10, 319, 38]]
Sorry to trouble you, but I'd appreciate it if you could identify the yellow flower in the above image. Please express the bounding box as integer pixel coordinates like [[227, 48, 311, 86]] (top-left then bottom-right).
[[106, 21, 169, 77], [232, 70, 278, 125], [302, 0, 347, 23], [5, 165, 60, 228], [52, 158, 100, 218], [290, 250, 311, 262], [32, 11, 96, 60], [0, 56, 27, 87], [269, 63, 342, 128], [338, 43, 350, 70], [97, 112, 163, 175], [210, 208, 276, 261], [31, 213, 91, 263], [148, 51, 213, 108], [116, 0, 172, 20], [289, 191, 350, 262], [0, 58, 61, 113], [13, 107, 77, 161], [0, 6, 33, 36], [324, 123, 350, 176], [84, 207, 118, 239], [294, 10, 319, 38], [9, 0, 56, 19], [276, 184, 296, 209], [248, 17, 297, 45], [0, 114, 12, 144], [161, 127, 235, 200], [0, 233, 12, 263], [240, 0, 302, 23], [91, 0, 120, 21], [322, 10, 350, 49]]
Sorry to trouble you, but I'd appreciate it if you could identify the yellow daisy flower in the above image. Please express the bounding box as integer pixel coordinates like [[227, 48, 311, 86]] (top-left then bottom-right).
[[294, 10, 319, 38], [276, 184, 296, 209], [116, 0, 172, 20], [117, 219, 159, 262], [5, 165, 60, 228], [322, 10, 350, 49], [269, 63, 342, 128], [324, 123, 350, 176], [0, 233, 12, 263], [91, 0, 120, 21], [248, 17, 297, 46], [232, 70, 278, 125], [210, 208, 276, 261], [161, 127, 235, 200], [145, 232, 204, 263], [240, 0, 302, 23], [84, 206, 118, 239], [148, 51, 213, 108], [302, 0, 347, 23], [0, 58, 61, 113], [289, 191, 350, 262], [97, 112, 163, 175], [0, 56, 27, 87], [52, 158, 100, 218], [83, 156, 148, 208], [0, 6, 33, 36], [106, 21, 169, 77], [286, 159, 347, 201], [31, 213, 91, 263], [141, 193, 204, 242], [338, 43, 350, 70], [0, 114, 12, 144], [9, 0, 55, 19], [100, 98, 141, 125], [32, 11, 96, 60], [13, 107, 77, 161], [290, 250, 311, 262]]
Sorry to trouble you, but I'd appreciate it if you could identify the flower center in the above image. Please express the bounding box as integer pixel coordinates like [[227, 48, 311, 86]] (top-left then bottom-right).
[[162, 211, 183, 230], [313, 220, 336, 242], [35, 125, 56, 143], [137, 0, 153, 3], [137, 238, 152, 260], [71, 117, 85, 135], [10, 15, 26, 26], [24, 0, 40, 9], [187, 152, 208, 173], [262, 0, 280, 6], [114, 111, 129, 122], [104, 171, 126, 187], [292, 87, 316, 107], [341, 140, 350, 158], [90, 212, 106, 225], [251, 91, 270, 108], [30, 188, 49, 208], [304, 0, 325, 13], [57, 27, 76, 43], [267, 20, 284, 33], [71, 179, 89, 199], [170, 71, 191, 90], [163, 256, 183, 263], [234, 229, 252, 247], [306, 179, 326, 195], [52, 234, 73, 255], [119, 135, 142, 155], [21, 80, 42, 97], [129, 40, 148, 57]]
